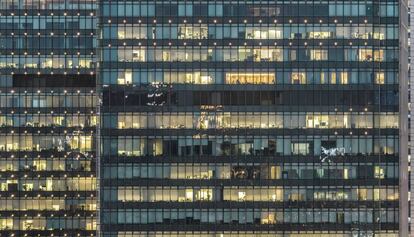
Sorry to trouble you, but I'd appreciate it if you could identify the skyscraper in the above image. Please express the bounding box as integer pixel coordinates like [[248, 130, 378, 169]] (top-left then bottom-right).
[[0, 0, 409, 236], [0, 0, 97, 236], [98, 1, 408, 237]]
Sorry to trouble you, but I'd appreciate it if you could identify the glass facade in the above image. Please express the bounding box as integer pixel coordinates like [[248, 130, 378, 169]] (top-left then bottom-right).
[[0, 0, 409, 236], [0, 0, 97, 236], [98, 0, 408, 237]]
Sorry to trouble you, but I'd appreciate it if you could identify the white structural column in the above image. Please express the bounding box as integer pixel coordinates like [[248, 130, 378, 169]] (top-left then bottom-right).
[[409, 0, 414, 235]]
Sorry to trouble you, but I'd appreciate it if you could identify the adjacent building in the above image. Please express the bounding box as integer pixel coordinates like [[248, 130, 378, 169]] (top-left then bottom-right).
[[0, 0, 97, 236], [98, 1, 408, 237], [409, 0, 414, 234]]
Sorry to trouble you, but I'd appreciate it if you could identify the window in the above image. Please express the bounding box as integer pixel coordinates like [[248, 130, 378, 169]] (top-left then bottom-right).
[[359, 49, 383, 62], [330, 72, 337, 84], [291, 72, 306, 84], [253, 48, 283, 61], [374, 166, 385, 179], [339, 72, 348, 84], [310, 49, 328, 60], [249, 7, 281, 17], [306, 114, 329, 128], [375, 72, 385, 84], [358, 49, 373, 61], [185, 189, 194, 201], [270, 166, 282, 179], [261, 212, 277, 224], [118, 70, 133, 85], [196, 189, 213, 201], [184, 72, 213, 84], [308, 31, 332, 39], [357, 188, 368, 200], [246, 28, 282, 39], [118, 25, 147, 39], [225, 73, 275, 84], [373, 50, 384, 61], [69, 135, 93, 152], [118, 48, 146, 62], [132, 49, 146, 62], [178, 25, 208, 39], [238, 191, 246, 201], [291, 143, 310, 155]]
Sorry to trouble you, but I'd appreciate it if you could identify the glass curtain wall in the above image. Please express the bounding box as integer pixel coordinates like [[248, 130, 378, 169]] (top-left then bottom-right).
[[98, 0, 403, 236], [0, 0, 97, 236]]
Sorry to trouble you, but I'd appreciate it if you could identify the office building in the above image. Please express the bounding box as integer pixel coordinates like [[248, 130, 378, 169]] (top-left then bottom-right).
[[0, 0, 97, 236], [0, 0, 409, 236], [98, 0, 408, 236]]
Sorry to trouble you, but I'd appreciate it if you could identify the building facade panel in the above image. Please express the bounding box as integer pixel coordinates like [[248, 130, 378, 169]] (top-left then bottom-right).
[[98, 0, 406, 236], [0, 0, 97, 236]]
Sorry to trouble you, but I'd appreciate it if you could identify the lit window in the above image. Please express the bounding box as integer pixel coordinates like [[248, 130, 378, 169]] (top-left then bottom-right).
[[22, 220, 34, 230], [117, 70, 132, 85], [339, 72, 348, 84], [357, 188, 368, 200], [375, 72, 385, 84], [373, 50, 384, 61], [358, 49, 383, 62], [86, 219, 97, 230], [0, 116, 12, 127], [261, 212, 277, 224], [291, 142, 309, 155], [270, 166, 281, 179], [200, 170, 214, 179], [271, 188, 283, 201], [238, 191, 246, 201], [253, 48, 283, 61], [185, 189, 194, 201], [252, 30, 267, 39], [374, 166, 385, 179], [196, 189, 213, 201], [79, 59, 91, 68], [343, 169, 349, 179], [310, 49, 328, 60], [306, 114, 329, 128], [52, 116, 65, 126], [33, 160, 47, 171], [118, 25, 147, 39], [387, 191, 399, 200], [162, 51, 171, 61], [330, 72, 337, 84], [118, 48, 146, 62], [358, 49, 373, 61], [320, 72, 328, 84], [225, 73, 275, 84], [291, 72, 306, 84], [373, 188, 380, 201], [178, 25, 208, 39], [308, 31, 332, 39], [70, 135, 93, 152], [288, 192, 304, 201], [0, 219, 13, 230], [246, 28, 282, 39], [118, 30, 126, 39], [22, 183, 33, 191], [372, 32, 385, 40], [42, 59, 54, 68], [132, 49, 146, 62], [184, 72, 213, 84]]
